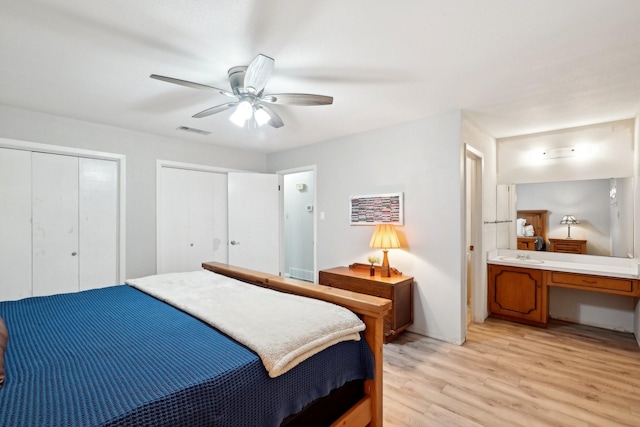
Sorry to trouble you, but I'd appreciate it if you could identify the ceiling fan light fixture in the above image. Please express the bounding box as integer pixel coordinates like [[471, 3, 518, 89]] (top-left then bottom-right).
[[254, 107, 270, 126], [229, 100, 253, 127]]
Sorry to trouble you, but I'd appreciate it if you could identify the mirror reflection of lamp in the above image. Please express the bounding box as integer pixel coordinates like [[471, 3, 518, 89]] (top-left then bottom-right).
[[560, 215, 580, 239], [369, 224, 401, 277]]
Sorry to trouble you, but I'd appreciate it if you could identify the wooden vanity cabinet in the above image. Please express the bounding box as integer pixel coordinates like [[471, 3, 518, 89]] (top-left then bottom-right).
[[488, 264, 548, 326]]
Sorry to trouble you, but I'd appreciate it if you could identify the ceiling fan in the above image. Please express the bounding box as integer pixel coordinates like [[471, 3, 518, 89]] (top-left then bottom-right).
[[150, 54, 333, 129]]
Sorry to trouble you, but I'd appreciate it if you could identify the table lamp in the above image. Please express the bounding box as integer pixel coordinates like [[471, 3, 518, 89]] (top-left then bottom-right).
[[369, 224, 401, 277], [560, 215, 579, 239]]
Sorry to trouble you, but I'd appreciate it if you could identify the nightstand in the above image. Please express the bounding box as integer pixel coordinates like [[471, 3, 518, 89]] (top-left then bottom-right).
[[319, 263, 413, 343], [549, 238, 587, 254]]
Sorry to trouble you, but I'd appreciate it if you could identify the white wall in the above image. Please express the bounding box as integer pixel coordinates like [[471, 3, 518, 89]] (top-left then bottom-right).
[[497, 119, 634, 185], [0, 105, 266, 279], [267, 111, 467, 344]]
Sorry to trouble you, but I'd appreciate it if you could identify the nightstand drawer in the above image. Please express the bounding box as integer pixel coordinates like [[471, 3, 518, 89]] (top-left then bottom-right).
[[319, 273, 393, 299]]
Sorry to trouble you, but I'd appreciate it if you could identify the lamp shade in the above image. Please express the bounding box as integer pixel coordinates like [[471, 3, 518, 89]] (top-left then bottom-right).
[[369, 224, 401, 249], [560, 215, 579, 225]]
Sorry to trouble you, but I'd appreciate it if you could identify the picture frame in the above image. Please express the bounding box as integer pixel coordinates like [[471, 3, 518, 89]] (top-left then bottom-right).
[[350, 192, 403, 225]]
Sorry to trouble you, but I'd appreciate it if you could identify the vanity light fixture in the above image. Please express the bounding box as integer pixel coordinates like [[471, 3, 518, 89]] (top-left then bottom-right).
[[542, 146, 576, 160], [560, 215, 580, 239], [369, 224, 401, 277]]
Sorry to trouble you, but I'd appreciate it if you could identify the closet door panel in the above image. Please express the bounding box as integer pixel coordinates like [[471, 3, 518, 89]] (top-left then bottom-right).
[[79, 158, 118, 290], [32, 153, 79, 296], [0, 148, 32, 301], [158, 167, 227, 274]]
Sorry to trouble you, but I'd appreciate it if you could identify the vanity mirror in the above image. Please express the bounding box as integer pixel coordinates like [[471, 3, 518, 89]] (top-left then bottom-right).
[[503, 177, 633, 258]]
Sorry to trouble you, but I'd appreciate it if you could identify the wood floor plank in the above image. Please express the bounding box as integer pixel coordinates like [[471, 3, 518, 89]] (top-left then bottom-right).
[[383, 318, 640, 426]]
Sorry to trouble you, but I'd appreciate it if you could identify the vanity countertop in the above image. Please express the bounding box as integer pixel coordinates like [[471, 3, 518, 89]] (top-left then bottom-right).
[[487, 250, 640, 279]]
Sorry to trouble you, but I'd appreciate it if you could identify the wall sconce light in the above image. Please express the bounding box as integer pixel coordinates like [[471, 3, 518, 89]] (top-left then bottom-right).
[[369, 224, 401, 277], [560, 215, 580, 239]]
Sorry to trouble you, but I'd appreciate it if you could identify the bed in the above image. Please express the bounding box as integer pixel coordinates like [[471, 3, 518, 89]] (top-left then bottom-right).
[[516, 209, 548, 251], [0, 262, 390, 427]]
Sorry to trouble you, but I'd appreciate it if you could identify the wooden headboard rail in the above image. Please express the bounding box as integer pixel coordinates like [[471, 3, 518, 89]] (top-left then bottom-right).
[[202, 261, 390, 427]]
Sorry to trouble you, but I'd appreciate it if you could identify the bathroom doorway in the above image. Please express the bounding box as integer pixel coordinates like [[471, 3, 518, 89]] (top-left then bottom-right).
[[465, 146, 483, 331], [279, 166, 317, 282]]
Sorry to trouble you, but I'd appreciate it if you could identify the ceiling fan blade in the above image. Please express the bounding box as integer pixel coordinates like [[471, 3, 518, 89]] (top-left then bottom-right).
[[243, 54, 274, 94], [192, 102, 238, 118], [261, 93, 333, 106], [257, 104, 284, 128], [150, 74, 235, 97]]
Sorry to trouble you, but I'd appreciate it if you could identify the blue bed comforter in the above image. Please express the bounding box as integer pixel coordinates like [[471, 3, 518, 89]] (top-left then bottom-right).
[[0, 285, 374, 427]]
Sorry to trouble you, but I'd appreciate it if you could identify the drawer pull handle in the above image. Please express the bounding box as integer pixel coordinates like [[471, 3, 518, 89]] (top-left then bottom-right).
[[582, 280, 597, 284]]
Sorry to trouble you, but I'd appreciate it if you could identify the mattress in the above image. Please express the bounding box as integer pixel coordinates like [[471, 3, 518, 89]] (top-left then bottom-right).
[[0, 285, 374, 427]]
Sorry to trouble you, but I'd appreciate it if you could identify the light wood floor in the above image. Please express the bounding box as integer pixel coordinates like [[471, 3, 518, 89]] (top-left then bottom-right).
[[383, 318, 640, 426]]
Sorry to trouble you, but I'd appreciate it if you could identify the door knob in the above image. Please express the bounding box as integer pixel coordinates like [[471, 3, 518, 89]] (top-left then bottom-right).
[[71, 252, 77, 256], [230, 240, 240, 245]]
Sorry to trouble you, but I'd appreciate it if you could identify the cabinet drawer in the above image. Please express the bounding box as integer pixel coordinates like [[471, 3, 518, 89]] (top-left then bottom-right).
[[319, 273, 393, 299], [548, 272, 634, 293]]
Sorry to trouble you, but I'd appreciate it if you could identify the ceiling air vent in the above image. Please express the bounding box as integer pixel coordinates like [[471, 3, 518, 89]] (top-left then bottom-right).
[[176, 126, 211, 136]]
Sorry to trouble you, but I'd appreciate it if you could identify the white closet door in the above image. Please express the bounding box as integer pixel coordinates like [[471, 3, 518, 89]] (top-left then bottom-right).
[[0, 148, 32, 301], [79, 158, 118, 290], [32, 153, 79, 296], [158, 167, 227, 274]]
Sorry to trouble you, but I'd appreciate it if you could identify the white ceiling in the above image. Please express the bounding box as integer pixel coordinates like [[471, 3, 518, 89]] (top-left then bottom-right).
[[2, 0, 640, 154]]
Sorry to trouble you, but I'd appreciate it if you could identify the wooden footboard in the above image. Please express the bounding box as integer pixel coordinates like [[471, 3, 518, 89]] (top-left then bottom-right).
[[202, 262, 391, 427]]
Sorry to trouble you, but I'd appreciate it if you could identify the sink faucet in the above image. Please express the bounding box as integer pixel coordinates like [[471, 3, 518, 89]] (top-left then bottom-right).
[[516, 253, 530, 260]]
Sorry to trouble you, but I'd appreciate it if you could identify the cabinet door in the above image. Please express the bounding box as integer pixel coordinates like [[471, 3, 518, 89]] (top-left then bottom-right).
[[0, 148, 32, 301], [32, 153, 79, 296], [488, 265, 547, 325]]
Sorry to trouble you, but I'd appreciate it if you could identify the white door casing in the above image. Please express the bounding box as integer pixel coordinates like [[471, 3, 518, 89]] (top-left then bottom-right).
[[228, 172, 279, 275]]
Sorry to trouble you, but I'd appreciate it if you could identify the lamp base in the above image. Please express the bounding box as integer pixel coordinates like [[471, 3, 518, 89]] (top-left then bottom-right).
[[381, 249, 391, 277]]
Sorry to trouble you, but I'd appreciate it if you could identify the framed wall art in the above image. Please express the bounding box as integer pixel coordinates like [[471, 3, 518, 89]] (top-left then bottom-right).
[[350, 192, 403, 225]]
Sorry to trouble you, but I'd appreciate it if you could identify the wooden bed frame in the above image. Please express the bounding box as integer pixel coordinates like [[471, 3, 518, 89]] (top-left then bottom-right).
[[516, 209, 548, 251], [202, 261, 391, 427]]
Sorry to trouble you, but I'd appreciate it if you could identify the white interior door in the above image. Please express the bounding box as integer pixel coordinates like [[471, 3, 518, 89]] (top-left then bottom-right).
[[0, 148, 32, 300], [228, 172, 279, 275], [79, 158, 118, 290], [157, 166, 228, 274], [32, 152, 80, 296]]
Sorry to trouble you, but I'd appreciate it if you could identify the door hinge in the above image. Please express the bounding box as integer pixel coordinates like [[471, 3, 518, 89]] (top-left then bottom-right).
[[278, 184, 281, 191]]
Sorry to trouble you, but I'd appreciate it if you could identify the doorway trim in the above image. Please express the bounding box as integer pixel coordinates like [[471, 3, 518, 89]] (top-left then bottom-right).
[[464, 144, 485, 333], [276, 165, 318, 282], [0, 137, 127, 283]]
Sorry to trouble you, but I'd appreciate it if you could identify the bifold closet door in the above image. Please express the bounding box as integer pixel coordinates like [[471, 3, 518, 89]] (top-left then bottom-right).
[[32, 153, 118, 297], [32, 153, 80, 296], [157, 167, 228, 274], [0, 148, 32, 300]]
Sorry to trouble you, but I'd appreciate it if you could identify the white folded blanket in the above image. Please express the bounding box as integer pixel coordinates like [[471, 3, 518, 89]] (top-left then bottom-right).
[[126, 270, 365, 378]]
